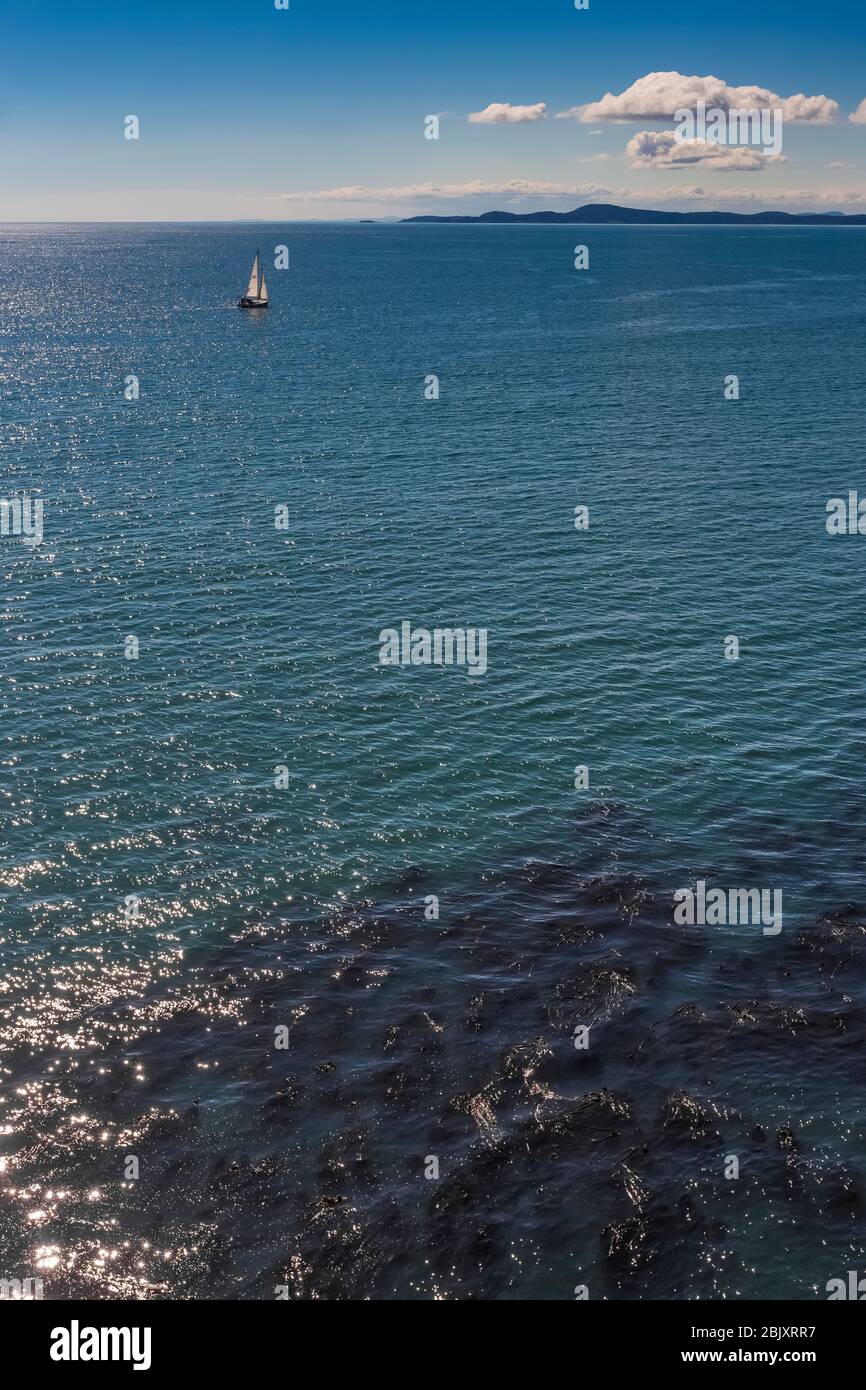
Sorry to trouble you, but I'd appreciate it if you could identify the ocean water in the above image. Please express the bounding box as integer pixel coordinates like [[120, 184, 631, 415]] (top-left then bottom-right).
[[1, 222, 866, 1299]]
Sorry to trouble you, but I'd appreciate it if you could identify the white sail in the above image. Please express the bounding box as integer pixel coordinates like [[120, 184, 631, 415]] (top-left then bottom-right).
[[258, 272, 269, 303], [245, 254, 260, 300]]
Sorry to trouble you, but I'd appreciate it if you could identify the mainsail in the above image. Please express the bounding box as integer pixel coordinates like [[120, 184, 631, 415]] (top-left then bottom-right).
[[238, 249, 269, 307]]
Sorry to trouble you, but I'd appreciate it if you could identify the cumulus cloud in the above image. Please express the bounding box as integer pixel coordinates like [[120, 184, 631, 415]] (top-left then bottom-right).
[[626, 130, 786, 170], [559, 71, 839, 124], [849, 99, 866, 125], [468, 102, 547, 124]]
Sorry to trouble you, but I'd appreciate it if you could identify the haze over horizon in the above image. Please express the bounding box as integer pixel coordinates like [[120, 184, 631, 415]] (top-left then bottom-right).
[[3, 0, 866, 222]]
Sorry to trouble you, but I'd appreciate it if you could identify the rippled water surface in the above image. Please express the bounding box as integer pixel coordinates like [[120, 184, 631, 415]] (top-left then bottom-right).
[[1, 223, 866, 1298]]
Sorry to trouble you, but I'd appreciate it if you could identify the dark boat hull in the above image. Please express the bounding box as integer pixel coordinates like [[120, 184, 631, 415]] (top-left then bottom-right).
[[237, 298, 268, 309]]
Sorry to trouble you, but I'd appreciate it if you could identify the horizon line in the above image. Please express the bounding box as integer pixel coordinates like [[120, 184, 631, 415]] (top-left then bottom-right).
[[1, 201, 865, 226]]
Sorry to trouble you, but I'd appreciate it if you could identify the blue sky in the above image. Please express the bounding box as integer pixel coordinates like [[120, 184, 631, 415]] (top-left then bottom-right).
[[2, 0, 866, 218]]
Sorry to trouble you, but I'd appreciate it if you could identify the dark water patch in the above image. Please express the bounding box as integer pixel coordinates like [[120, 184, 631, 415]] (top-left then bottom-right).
[[2, 839, 866, 1299]]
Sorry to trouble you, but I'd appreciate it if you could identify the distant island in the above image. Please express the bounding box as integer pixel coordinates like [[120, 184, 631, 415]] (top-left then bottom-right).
[[402, 201, 866, 226]]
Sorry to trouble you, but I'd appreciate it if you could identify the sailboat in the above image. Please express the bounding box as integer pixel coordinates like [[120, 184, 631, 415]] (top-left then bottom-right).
[[238, 251, 269, 308]]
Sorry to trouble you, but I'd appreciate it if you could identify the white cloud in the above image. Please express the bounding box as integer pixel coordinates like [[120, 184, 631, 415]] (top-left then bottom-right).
[[626, 130, 786, 170], [576, 152, 612, 163], [654, 184, 866, 206], [849, 99, 866, 125], [559, 71, 839, 124], [260, 178, 866, 214], [468, 102, 547, 124], [828, 160, 855, 169], [266, 179, 614, 203]]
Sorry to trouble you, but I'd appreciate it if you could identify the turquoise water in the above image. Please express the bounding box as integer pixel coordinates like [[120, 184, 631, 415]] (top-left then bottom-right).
[[1, 223, 866, 1299]]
